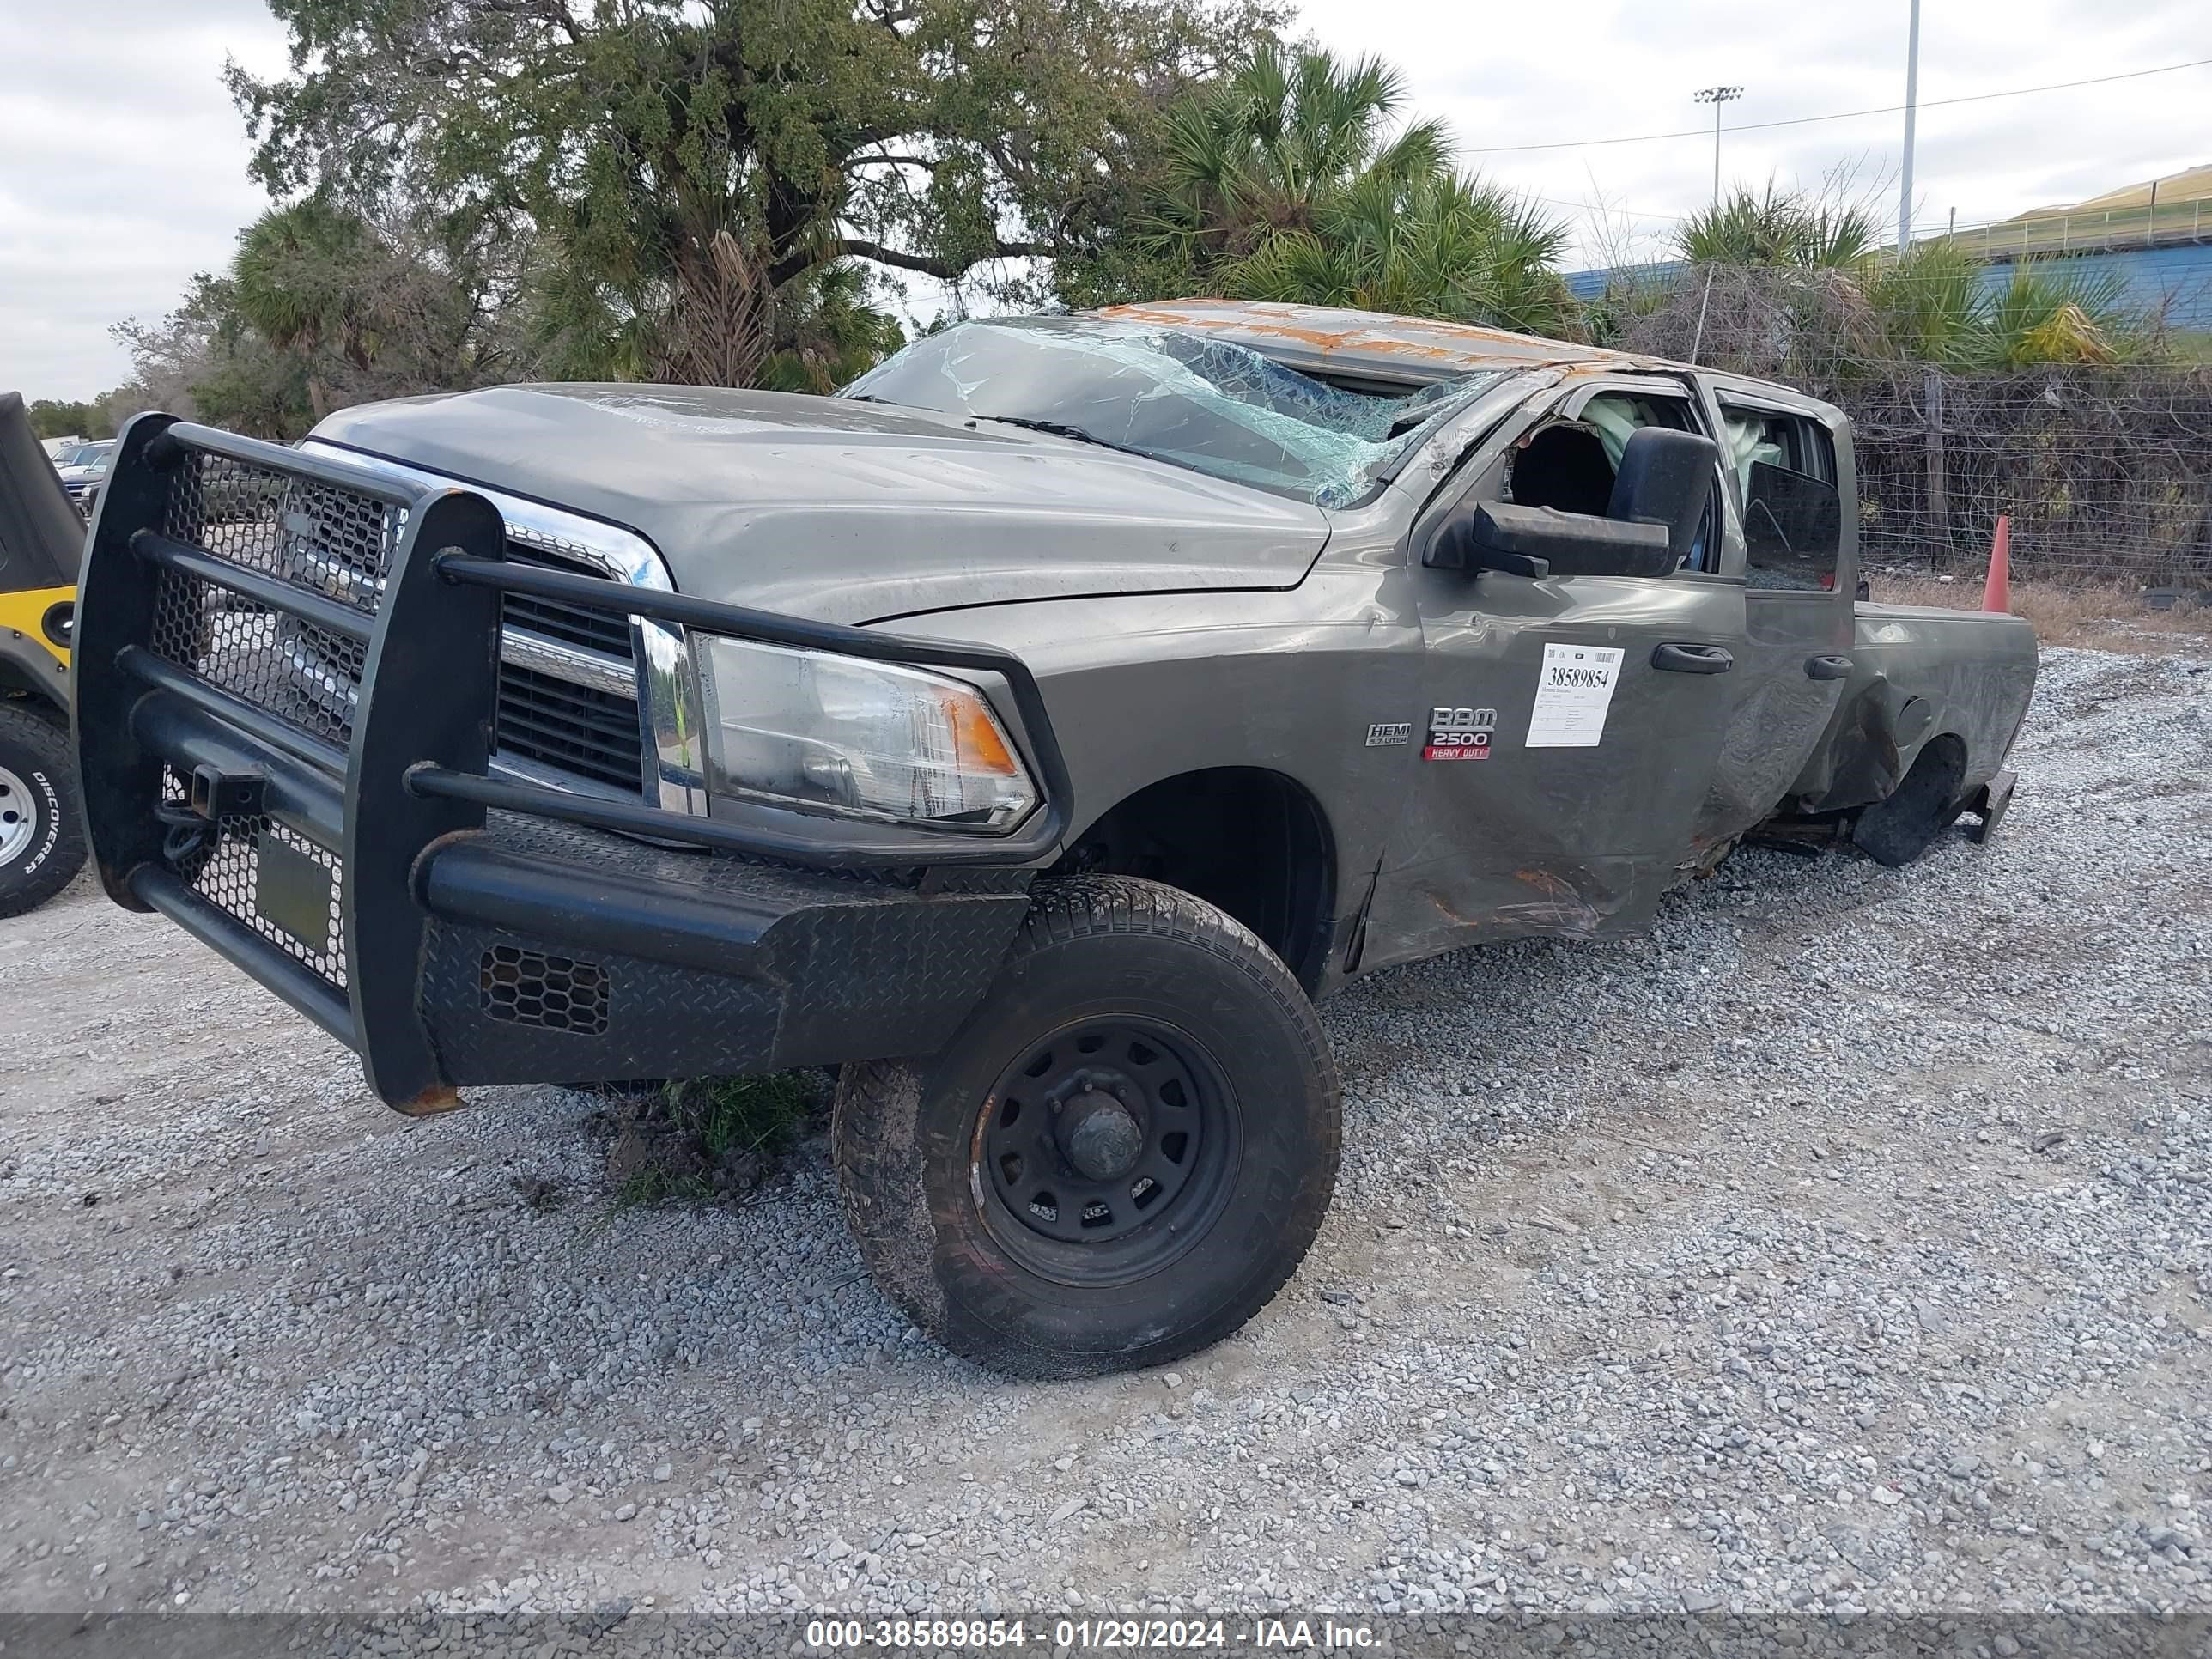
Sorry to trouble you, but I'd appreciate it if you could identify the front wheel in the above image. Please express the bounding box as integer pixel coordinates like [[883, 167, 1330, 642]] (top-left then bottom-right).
[[833, 876, 1341, 1378], [0, 703, 87, 919]]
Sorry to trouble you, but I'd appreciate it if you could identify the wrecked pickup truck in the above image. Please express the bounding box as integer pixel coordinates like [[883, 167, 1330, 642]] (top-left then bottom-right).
[[70, 301, 2033, 1376]]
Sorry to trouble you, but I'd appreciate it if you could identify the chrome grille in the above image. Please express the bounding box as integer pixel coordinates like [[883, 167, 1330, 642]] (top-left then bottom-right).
[[148, 452, 392, 750], [159, 441, 672, 807], [495, 547, 647, 794], [132, 442, 668, 997]]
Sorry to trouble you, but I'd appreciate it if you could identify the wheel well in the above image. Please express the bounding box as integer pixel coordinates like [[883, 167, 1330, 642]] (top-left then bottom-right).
[[1051, 768, 1336, 992], [1910, 732, 1967, 800], [1917, 732, 1971, 814], [0, 658, 66, 719]]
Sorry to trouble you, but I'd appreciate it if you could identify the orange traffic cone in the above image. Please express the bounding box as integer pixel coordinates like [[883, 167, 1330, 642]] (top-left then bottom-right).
[[1982, 514, 2012, 613]]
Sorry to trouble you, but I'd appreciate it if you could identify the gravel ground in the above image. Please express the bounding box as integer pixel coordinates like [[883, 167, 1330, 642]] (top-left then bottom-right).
[[2, 644, 2208, 1625]]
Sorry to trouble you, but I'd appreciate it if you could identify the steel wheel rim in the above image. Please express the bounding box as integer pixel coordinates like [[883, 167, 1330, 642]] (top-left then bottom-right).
[[970, 1015, 1242, 1286], [0, 763, 38, 866]]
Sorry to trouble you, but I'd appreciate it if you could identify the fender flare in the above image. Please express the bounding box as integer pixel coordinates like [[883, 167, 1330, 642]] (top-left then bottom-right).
[[0, 584, 72, 713]]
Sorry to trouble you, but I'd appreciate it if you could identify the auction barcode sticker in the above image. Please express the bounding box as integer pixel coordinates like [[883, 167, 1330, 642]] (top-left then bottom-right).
[[1526, 642, 1625, 748]]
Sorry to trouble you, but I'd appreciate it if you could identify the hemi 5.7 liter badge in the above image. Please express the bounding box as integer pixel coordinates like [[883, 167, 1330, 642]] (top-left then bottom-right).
[[1425, 705, 1497, 761]]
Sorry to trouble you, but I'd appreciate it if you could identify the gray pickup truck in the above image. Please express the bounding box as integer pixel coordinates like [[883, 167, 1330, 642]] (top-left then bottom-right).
[[70, 301, 2033, 1377]]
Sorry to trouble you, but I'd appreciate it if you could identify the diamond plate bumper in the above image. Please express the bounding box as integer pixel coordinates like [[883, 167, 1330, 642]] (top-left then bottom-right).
[[416, 813, 1032, 1086]]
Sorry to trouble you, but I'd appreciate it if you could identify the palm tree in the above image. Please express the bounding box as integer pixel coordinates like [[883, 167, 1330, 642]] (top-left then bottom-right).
[[1229, 170, 1575, 336], [1676, 182, 1878, 270], [1864, 243, 2161, 368], [231, 200, 377, 419], [1977, 260, 2148, 366], [1148, 45, 1451, 273], [1858, 239, 1985, 364], [761, 263, 908, 392], [1144, 46, 1571, 333]]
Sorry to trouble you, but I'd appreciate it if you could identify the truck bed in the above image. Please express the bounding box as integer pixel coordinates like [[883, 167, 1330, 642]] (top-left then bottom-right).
[[1784, 602, 2038, 818]]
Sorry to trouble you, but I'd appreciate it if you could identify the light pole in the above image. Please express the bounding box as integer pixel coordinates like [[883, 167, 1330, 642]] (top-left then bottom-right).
[[1693, 85, 1743, 206], [1897, 0, 1923, 251]]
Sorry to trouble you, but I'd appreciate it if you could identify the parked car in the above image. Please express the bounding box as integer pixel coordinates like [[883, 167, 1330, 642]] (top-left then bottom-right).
[[52, 439, 115, 517], [65, 301, 2033, 1377], [0, 394, 88, 915]]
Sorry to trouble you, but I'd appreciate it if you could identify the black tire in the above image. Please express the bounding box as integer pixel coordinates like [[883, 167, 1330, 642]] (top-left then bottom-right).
[[0, 702, 87, 918], [1851, 738, 1966, 869], [833, 875, 1341, 1379]]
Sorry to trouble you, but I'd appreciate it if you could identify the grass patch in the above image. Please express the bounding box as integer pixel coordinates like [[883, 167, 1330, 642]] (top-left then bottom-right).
[[1868, 574, 2212, 654], [602, 1070, 828, 1207]]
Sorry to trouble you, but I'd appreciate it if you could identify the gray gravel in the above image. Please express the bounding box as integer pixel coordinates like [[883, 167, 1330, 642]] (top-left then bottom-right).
[[1, 643, 2208, 1621]]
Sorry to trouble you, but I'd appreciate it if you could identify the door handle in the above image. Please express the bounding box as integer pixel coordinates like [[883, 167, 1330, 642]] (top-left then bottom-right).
[[1651, 641, 1733, 675], [1805, 653, 1854, 681]]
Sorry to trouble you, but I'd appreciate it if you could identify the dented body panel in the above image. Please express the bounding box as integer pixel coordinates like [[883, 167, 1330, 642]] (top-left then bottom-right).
[[1791, 605, 2039, 813], [75, 303, 2036, 1103], [307, 304, 2033, 996]]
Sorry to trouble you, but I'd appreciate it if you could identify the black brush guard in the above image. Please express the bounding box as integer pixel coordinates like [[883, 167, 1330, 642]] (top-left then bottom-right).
[[74, 415, 1072, 1110]]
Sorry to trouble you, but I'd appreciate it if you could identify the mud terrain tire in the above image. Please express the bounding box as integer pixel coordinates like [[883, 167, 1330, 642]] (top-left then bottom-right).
[[833, 875, 1340, 1378], [0, 703, 85, 918]]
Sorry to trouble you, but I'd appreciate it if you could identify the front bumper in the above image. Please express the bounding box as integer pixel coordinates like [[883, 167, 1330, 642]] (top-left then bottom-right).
[[74, 417, 1067, 1109], [417, 815, 1030, 1086], [133, 805, 1033, 1093]]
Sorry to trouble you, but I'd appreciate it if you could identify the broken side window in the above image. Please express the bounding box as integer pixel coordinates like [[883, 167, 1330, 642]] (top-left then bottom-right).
[[1718, 400, 1843, 592]]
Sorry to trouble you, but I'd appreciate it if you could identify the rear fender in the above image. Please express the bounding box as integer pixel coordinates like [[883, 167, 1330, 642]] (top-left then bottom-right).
[[1795, 671, 1930, 811]]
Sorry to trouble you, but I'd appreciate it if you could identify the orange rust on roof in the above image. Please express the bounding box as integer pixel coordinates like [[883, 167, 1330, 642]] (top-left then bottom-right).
[[1091, 298, 1683, 376]]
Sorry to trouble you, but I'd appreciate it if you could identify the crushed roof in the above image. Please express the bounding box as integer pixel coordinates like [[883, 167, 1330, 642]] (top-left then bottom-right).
[[1090, 299, 1679, 380]]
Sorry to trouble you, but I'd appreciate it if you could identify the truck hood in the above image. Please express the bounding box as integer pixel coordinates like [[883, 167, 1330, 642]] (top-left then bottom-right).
[[311, 384, 1331, 623]]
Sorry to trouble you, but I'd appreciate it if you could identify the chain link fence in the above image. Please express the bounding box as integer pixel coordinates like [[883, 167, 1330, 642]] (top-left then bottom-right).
[[1848, 367, 2212, 584], [1593, 261, 2212, 588]]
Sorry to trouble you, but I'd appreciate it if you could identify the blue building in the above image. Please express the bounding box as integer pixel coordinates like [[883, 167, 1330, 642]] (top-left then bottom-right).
[[1564, 166, 2212, 333], [1564, 245, 2212, 331]]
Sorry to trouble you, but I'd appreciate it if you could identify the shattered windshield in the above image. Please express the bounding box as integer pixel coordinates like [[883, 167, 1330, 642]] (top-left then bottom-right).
[[842, 318, 1500, 508]]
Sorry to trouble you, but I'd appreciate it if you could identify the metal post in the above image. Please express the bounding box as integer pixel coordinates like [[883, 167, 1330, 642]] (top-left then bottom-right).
[[1925, 369, 1948, 554], [1897, 0, 1921, 252], [1693, 86, 1743, 207]]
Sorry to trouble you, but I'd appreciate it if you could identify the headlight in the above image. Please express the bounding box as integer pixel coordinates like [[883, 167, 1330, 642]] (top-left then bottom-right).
[[697, 636, 1037, 831]]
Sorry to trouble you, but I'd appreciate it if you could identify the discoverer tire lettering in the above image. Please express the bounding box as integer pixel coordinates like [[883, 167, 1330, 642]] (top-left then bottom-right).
[[0, 704, 85, 919]]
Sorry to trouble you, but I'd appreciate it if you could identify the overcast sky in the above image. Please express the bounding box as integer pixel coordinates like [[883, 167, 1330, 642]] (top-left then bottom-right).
[[4, 0, 2207, 399]]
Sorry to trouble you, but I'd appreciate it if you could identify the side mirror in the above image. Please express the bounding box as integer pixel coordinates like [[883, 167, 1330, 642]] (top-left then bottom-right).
[[1428, 501, 1671, 580], [1608, 427, 1720, 556]]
